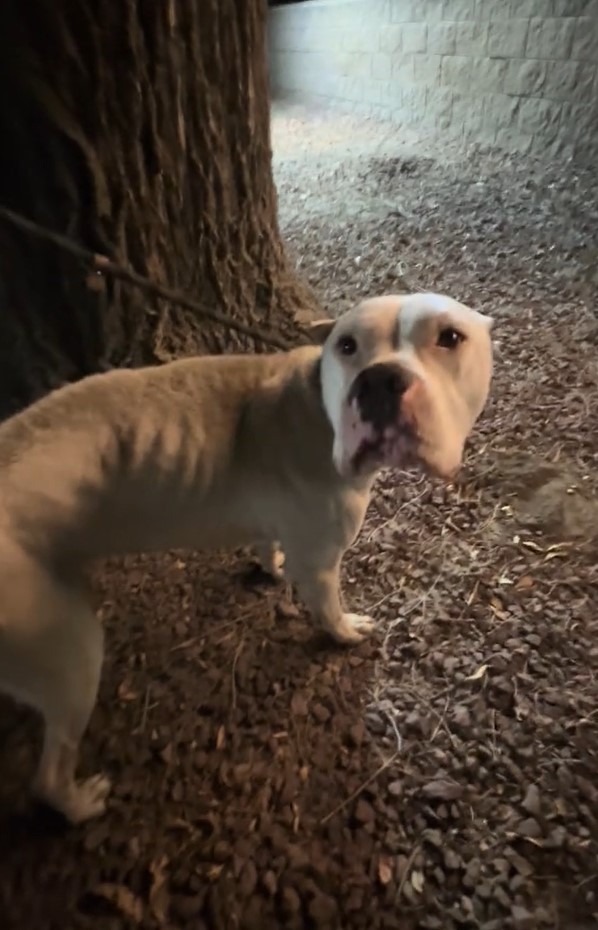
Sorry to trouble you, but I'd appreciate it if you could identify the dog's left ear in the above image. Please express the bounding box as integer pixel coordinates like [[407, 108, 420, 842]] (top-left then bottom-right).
[[476, 311, 494, 331], [305, 319, 336, 345]]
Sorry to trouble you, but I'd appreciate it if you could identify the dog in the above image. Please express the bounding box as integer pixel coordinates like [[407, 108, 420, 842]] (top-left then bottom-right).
[[0, 292, 493, 824]]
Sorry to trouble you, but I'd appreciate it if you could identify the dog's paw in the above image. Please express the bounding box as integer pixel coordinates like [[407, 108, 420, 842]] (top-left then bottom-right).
[[255, 543, 285, 580], [64, 774, 112, 824], [330, 612, 375, 645], [268, 549, 286, 580]]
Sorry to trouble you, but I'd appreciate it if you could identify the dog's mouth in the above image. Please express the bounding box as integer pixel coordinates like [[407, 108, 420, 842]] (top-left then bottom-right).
[[340, 398, 421, 477], [352, 420, 420, 475]]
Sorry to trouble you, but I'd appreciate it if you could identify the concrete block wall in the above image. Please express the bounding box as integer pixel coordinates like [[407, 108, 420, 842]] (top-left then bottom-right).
[[268, 0, 598, 161]]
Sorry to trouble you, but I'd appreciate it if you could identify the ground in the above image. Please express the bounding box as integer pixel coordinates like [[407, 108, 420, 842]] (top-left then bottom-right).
[[1, 100, 598, 930]]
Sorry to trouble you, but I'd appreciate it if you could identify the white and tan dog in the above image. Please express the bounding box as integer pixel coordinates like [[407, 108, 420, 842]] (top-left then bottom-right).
[[0, 292, 493, 824]]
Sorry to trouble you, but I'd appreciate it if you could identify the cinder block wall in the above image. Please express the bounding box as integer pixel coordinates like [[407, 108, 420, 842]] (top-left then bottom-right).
[[268, 0, 598, 161]]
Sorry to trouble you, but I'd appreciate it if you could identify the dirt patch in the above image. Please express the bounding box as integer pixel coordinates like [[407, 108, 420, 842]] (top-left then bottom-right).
[[479, 451, 598, 542], [0, 549, 380, 930], [0, 101, 597, 929]]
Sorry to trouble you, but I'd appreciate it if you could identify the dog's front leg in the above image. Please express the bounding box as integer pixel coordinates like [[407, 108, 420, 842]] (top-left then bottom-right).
[[288, 554, 374, 645], [254, 540, 285, 580]]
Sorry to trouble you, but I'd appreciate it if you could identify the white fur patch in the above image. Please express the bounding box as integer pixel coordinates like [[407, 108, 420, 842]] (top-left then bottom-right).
[[320, 349, 347, 473]]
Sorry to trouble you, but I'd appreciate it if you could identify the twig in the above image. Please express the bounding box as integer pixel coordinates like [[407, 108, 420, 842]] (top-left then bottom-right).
[[383, 704, 404, 755], [321, 698, 402, 826], [396, 843, 421, 902], [0, 204, 297, 352], [139, 686, 151, 733], [230, 635, 245, 712], [319, 751, 400, 826], [430, 696, 450, 743], [367, 565, 443, 616]]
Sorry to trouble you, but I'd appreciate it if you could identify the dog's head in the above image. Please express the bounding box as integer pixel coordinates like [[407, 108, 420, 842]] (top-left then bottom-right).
[[309, 292, 494, 480]]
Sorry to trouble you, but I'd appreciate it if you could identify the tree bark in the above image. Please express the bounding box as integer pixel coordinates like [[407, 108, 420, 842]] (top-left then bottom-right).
[[0, 0, 312, 416]]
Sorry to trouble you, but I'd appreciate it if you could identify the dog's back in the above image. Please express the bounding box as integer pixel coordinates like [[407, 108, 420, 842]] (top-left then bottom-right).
[[0, 351, 312, 566]]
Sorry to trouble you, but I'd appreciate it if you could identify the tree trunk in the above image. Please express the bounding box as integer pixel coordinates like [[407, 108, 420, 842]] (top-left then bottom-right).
[[0, 0, 312, 416]]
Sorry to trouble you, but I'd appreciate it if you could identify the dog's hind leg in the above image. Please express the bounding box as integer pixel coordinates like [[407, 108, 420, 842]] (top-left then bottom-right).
[[0, 551, 110, 823], [30, 604, 109, 824]]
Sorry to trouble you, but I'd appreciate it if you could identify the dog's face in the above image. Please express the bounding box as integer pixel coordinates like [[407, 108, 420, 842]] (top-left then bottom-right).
[[310, 293, 494, 480]]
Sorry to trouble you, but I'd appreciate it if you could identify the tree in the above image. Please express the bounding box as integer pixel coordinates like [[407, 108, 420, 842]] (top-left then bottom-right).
[[0, 0, 312, 416]]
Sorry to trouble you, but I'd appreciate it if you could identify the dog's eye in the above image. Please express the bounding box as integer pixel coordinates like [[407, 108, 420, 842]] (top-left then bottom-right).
[[337, 334, 358, 356], [437, 327, 465, 350]]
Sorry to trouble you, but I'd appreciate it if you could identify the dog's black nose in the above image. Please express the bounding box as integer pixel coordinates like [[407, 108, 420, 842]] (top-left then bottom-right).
[[350, 363, 407, 431]]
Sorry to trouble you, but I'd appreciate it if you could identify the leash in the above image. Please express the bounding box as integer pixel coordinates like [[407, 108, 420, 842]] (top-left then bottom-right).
[[0, 205, 298, 352]]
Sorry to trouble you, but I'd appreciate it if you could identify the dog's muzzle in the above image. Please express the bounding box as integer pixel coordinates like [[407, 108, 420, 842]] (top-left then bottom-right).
[[340, 362, 419, 476], [348, 363, 408, 432]]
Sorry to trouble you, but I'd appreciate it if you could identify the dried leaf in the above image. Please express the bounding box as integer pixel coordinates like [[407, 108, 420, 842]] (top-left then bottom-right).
[[506, 831, 544, 848], [411, 869, 425, 893], [149, 855, 170, 924], [515, 574, 535, 591], [378, 856, 393, 885], [466, 583, 479, 605], [521, 540, 543, 552], [466, 664, 488, 681], [292, 801, 301, 833], [94, 884, 143, 923], [216, 725, 226, 750], [117, 680, 139, 702]]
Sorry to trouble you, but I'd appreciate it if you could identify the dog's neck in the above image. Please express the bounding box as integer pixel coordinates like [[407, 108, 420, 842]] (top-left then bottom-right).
[[307, 356, 377, 493], [237, 352, 372, 493]]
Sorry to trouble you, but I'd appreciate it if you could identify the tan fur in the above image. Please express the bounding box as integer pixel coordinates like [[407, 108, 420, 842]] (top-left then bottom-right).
[[0, 293, 493, 823]]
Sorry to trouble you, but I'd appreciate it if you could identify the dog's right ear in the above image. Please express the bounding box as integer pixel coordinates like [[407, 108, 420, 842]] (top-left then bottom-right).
[[305, 319, 336, 345]]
